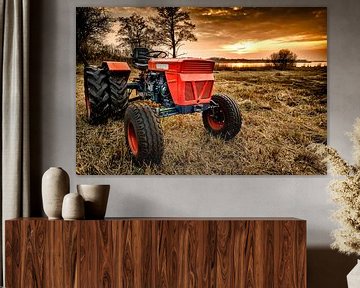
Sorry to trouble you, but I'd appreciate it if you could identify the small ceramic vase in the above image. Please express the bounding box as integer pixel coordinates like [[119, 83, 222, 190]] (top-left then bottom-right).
[[62, 192, 85, 220], [42, 167, 70, 219], [347, 259, 360, 288], [77, 184, 110, 219]]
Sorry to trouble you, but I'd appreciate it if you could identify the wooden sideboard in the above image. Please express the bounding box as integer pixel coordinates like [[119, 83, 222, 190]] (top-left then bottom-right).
[[5, 218, 306, 287]]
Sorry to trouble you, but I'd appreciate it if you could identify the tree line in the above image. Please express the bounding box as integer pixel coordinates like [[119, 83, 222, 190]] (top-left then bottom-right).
[[76, 7, 197, 62]]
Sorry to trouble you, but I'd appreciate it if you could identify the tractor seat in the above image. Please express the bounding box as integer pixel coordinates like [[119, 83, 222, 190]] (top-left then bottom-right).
[[132, 47, 150, 70]]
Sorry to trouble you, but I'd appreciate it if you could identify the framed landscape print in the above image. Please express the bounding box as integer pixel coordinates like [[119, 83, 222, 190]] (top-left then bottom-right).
[[76, 7, 327, 175]]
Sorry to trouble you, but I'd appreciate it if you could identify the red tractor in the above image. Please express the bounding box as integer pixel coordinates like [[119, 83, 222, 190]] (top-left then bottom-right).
[[84, 48, 242, 165]]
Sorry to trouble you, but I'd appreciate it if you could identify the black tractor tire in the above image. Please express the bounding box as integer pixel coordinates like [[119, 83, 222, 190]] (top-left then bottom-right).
[[109, 74, 129, 119], [202, 94, 242, 140], [124, 103, 164, 165], [84, 66, 111, 124]]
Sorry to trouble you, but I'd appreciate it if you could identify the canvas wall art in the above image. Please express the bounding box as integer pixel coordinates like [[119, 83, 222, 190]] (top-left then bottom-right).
[[76, 7, 327, 175]]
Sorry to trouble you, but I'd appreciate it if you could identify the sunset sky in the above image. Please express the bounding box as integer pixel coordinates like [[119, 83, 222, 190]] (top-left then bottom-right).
[[103, 7, 327, 61]]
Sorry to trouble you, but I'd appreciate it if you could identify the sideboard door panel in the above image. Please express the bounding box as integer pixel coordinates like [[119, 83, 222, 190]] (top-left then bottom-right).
[[5, 218, 306, 288]]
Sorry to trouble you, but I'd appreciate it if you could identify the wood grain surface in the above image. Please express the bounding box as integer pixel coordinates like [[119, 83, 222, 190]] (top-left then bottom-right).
[[6, 218, 306, 288]]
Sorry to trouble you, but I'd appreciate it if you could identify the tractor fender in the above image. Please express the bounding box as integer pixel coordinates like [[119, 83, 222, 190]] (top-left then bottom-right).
[[102, 61, 131, 73]]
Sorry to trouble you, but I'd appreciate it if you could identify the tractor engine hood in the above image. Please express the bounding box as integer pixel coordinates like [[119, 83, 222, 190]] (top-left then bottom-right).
[[148, 58, 215, 73], [148, 58, 215, 106]]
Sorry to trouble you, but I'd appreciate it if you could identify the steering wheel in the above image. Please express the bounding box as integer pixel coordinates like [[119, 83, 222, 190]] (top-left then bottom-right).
[[148, 50, 168, 58]]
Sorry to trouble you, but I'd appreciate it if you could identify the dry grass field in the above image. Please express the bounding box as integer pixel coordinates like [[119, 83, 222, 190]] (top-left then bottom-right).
[[76, 66, 327, 175]]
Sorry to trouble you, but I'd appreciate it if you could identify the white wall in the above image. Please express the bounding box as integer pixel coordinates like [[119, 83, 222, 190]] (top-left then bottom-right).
[[31, 0, 360, 249]]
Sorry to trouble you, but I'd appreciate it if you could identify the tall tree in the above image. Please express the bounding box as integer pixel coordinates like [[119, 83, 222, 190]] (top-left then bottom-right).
[[117, 13, 158, 54], [76, 7, 112, 58], [270, 49, 297, 70], [152, 7, 197, 58]]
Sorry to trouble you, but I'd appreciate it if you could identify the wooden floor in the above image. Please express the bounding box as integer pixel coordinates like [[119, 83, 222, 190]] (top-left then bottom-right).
[[6, 218, 306, 287]]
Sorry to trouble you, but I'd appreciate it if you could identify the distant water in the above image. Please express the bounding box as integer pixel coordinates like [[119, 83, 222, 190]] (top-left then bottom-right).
[[216, 61, 327, 68]]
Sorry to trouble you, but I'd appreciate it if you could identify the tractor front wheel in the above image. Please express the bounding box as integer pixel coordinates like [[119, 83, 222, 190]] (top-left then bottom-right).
[[202, 94, 242, 140], [124, 103, 164, 165]]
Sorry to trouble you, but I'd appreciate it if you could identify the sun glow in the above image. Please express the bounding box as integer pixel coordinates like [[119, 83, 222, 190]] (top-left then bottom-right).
[[221, 36, 327, 57], [222, 41, 255, 53]]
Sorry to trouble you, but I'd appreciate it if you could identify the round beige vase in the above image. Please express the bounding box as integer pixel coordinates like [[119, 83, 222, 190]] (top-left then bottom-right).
[[42, 167, 70, 219], [62, 192, 85, 220], [77, 184, 110, 219]]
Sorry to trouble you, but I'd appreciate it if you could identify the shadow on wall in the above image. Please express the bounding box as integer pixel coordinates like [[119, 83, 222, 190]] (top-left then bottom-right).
[[308, 248, 357, 288], [107, 192, 183, 217], [29, 0, 45, 216]]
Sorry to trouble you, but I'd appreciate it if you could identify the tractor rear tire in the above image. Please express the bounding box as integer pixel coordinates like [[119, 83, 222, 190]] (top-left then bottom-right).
[[84, 66, 111, 124], [124, 103, 164, 165], [109, 74, 129, 119], [202, 94, 242, 140]]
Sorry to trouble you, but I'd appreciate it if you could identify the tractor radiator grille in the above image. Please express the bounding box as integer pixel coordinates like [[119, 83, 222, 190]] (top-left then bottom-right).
[[197, 81, 213, 99], [204, 85, 212, 99], [181, 61, 214, 73], [185, 82, 194, 101], [185, 81, 213, 101], [195, 81, 205, 96]]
